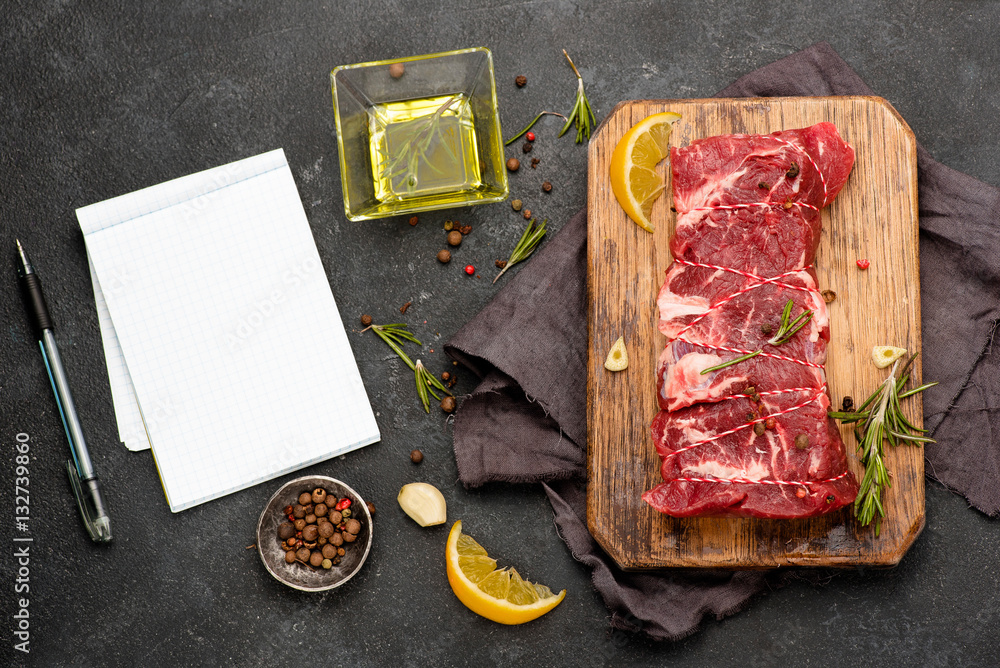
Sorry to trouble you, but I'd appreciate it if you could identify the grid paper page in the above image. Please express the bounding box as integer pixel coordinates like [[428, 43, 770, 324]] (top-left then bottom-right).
[[78, 149, 380, 511]]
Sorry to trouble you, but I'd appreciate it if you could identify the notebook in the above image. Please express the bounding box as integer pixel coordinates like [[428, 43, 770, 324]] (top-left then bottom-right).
[[77, 149, 380, 511]]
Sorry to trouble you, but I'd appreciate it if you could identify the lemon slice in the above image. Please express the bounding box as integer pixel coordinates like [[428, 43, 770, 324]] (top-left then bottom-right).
[[604, 336, 629, 371], [872, 346, 907, 368], [609, 111, 682, 232], [446, 520, 566, 625]]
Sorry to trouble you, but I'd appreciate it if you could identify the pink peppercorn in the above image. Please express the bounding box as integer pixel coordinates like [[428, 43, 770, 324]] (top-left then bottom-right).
[[856, 259, 870, 270], [526, 131, 535, 142], [464, 264, 475, 275]]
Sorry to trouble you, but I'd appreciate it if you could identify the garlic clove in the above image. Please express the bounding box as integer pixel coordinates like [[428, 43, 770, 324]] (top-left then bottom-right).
[[397, 482, 447, 527], [871, 345, 907, 369], [604, 336, 629, 371]]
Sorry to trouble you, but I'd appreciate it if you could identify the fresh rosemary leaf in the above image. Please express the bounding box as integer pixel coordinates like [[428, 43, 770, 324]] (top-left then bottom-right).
[[767, 299, 813, 346], [366, 322, 452, 412], [558, 50, 595, 144], [699, 349, 761, 375], [494, 218, 547, 284], [504, 111, 568, 146]]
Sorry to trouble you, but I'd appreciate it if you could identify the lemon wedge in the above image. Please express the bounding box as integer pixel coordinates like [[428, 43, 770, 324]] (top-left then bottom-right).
[[872, 346, 907, 369], [446, 520, 566, 625], [609, 111, 682, 232], [604, 336, 629, 371]]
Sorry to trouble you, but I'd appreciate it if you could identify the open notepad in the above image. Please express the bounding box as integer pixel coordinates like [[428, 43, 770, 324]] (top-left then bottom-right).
[[77, 149, 380, 512]]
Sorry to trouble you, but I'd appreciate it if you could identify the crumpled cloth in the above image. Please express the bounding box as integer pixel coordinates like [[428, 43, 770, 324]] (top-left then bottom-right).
[[445, 41, 1000, 641]]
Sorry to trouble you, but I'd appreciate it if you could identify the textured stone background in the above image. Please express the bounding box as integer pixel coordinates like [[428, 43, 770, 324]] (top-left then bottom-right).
[[1, 1, 998, 666]]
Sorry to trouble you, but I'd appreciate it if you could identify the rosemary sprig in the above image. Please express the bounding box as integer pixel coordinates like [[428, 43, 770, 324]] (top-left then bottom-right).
[[767, 299, 813, 346], [828, 353, 937, 534], [504, 111, 568, 146], [558, 50, 595, 144], [699, 349, 761, 375], [366, 322, 452, 412], [494, 218, 547, 284]]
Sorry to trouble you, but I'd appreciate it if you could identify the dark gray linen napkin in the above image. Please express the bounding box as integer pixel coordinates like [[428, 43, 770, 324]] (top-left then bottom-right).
[[445, 42, 1000, 641]]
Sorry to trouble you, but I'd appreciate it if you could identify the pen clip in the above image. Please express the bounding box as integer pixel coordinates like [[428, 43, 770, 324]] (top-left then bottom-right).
[[67, 460, 113, 543]]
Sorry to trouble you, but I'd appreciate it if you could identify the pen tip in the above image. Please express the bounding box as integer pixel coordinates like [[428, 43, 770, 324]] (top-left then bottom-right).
[[16, 238, 22, 250]]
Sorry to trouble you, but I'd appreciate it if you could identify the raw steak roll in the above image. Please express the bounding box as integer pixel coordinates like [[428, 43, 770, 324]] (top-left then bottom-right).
[[643, 123, 860, 519]]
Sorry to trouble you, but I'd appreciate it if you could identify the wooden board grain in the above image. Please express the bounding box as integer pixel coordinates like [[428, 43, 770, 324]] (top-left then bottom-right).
[[586, 97, 923, 569]]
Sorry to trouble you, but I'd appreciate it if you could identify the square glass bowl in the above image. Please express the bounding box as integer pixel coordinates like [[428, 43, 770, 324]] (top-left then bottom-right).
[[331, 47, 508, 221]]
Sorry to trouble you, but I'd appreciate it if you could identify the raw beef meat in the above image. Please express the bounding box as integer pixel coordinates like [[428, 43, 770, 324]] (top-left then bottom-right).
[[642, 122, 860, 519]]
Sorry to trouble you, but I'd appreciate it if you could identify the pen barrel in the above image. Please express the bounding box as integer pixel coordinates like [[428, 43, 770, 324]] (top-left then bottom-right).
[[20, 272, 54, 335]]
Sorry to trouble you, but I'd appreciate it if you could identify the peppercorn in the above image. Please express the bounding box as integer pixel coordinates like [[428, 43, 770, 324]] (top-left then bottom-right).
[[786, 161, 800, 178], [826, 495, 836, 504], [542, 181, 552, 193], [765, 417, 777, 430], [302, 525, 319, 542], [337, 547, 346, 557], [322, 544, 338, 559], [522, 141, 533, 154], [342, 531, 357, 543], [321, 558, 333, 570], [441, 396, 456, 413], [330, 532, 344, 546], [342, 508, 352, 518], [506, 158, 520, 172], [328, 510, 342, 524], [345, 519, 361, 535], [794, 434, 810, 450], [282, 504, 293, 516], [522, 209, 532, 220], [309, 551, 324, 567], [444, 220, 454, 231], [305, 513, 317, 525], [367, 502, 376, 515], [495, 259, 507, 269], [842, 396, 854, 411], [464, 264, 475, 275], [753, 422, 766, 436], [314, 503, 328, 517], [795, 488, 807, 499], [441, 371, 451, 381], [295, 547, 311, 563], [526, 131, 535, 142], [292, 504, 305, 518], [821, 290, 837, 303], [515, 75, 527, 87], [298, 492, 312, 505], [278, 523, 295, 540], [389, 62, 405, 79], [400, 301, 412, 314], [408, 215, 418, 226], [760, 323, 774, 335], [284, 550, 297, 564], [758, 181, 771, 190], [410, 449, 424, 464], [530, 158, 540, 169], [437, 249, 452, 264], [293, 518, 307, 531], [335, 497, 352, 511], [511, 199, 523, 212], [360, 314, 373, 327], [857, 259, 870, 270], [447, 230, 463, 246], [459, 225, 472, 235], [318, 523, 335, 539]]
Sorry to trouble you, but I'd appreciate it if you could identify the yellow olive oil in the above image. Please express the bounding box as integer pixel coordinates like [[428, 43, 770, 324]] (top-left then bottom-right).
[[368, 94, 481, 203]]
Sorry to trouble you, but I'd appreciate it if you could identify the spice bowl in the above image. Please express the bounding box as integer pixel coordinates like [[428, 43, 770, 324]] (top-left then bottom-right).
[[330, 47, 508, 221], [257, 475, 373, 592]]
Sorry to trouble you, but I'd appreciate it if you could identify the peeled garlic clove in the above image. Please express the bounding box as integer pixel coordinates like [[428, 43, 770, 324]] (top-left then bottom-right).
[[604, 336, 629, 371], [397, 482, 447, 527], [872, 345, 907, 369]]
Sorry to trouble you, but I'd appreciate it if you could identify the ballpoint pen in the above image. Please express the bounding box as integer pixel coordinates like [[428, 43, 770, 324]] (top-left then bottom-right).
[[16, 239, 113, 543]]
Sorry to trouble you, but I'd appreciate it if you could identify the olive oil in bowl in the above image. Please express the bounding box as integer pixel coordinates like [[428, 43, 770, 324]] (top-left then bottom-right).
[[369, 94, 481, 203]]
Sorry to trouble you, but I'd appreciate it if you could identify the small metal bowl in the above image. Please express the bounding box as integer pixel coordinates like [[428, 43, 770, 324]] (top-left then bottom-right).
[[257, 475, 373, 592]]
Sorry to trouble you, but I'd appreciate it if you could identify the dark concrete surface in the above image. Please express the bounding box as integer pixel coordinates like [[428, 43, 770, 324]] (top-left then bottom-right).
[[2, 1, 999, 666]]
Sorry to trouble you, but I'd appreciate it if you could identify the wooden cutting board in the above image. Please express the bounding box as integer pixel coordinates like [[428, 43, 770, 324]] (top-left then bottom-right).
[[586, 96, 923, 569]]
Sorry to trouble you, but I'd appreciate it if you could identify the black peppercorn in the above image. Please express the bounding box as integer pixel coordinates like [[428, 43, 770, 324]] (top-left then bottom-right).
[[522, 141, 533, 154], [786, 161, 800, 178], [842, 396, 854, 411]]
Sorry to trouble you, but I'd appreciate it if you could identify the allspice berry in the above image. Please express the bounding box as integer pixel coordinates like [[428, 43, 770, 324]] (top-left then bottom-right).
[[515, 74, 527, 87], [440, 396, 456, 413], [542, 181, 553, 193], [345, 519, 361, 535], [447, 230, 463, 246], [342, 531, 357, 543], [302, 525, 319, 542], [410, 449, 424, 464], [277, 523, 295, 540], [437, 249, 452, 263], [389, 62, 405, 79], [367, 502, 376, 515], [506, 158, 520, 172], [309, 551, 324, 567], [360, 314, 373, 327], [298, 492, 312, 505], [284, 550, 297, 564]]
